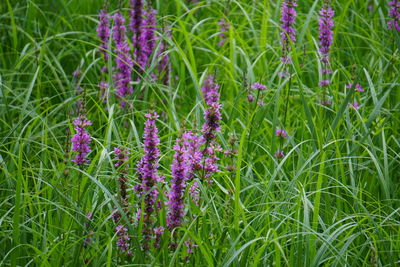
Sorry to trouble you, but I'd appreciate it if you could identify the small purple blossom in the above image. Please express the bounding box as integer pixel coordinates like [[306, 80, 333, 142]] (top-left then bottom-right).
[[115, 224, 132, 255], [71, 116, 92, 166], [350, 101, 360, 110], [251, 82, 267, 91], [388, 1, 400, 31], [346, 83, 364, 92], [276, 129, 288, 138], [247, 94, 254, 102], [318, 80, 330, 87], [189, 181, 200, 206], [274, 150, 285, 159], [153, 226, 164, 248]]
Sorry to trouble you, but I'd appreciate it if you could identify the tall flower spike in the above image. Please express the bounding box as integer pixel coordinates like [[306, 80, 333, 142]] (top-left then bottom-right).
[[129, 0, 145, 67], [97, 10, 110, 62], [137, 112, 161, 250], [217, 19, 230, 47], [388, 1, 400, 31], [138, 8, 157, 71], [280, 0, 298, 65], [318, 2, 334, 86], [71, 116, 92, 166], [166, 137, 189, 230], [113, 12, 133, 108]]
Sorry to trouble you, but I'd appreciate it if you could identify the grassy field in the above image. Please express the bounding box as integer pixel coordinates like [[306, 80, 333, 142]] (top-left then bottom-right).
[[1, 0, 399, 266]]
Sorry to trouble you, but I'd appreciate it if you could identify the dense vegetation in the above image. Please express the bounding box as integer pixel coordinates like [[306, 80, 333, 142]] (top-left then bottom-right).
[[0, 0, 399, 266]]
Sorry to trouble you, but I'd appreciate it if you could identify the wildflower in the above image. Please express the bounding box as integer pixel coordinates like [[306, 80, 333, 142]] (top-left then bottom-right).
[[182, 131, 203, 178], [188, 181, 200, 206], [217, 19, 230, 46], [184, 240, 198, 254], [346, 83, 364, 92], [138, 9, 157, 71], [350, 101, 360, 110], [257, 100, 265, 106], [97, 10, 111, 61], [318, 6, 335, 64], [137, 112, 161, 249], [280, 0, 298, 64], [113, 12, 133, 108], [318, 99, 333, 106], [166, 137, 189, 230], [247, 94, 254, 102], [130, 0, 145, 64], [201, 76, 222, 143], [276, 129, 288, 138], [251, 82, 267, 91], [274, 150, 285, 159], [71, 116, 92, 166], [115, 225, 132, 255], [318, 80, 330, 87], [153, 226, 164, 248], [388, 1, 400, 31]]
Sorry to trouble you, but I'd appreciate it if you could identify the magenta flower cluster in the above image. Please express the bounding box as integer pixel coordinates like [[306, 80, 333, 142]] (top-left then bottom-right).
[[280, 0, 298, 64], [71, 116, 92, 166], [113, 12, 134, 108], [388, 1, 400, 31], [318, 6, 335, 65], [97, 10, 110, 62], [136, 112, 161, 249], [217, 19, 230, 47]]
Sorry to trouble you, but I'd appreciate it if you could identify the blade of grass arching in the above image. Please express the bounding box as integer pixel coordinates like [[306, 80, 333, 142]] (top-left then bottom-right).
[[310, 151, 326, 260], [259, 0, 269, 50], [11, 143, 23, 267], [22, 67, 40, 119]]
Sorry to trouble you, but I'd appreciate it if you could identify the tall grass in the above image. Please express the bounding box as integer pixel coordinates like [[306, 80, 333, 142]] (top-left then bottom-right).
[[1, 0, 399, 266]]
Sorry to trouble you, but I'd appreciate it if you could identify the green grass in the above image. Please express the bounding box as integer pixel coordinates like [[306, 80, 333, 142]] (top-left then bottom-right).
[[1, 0, 399, 266]]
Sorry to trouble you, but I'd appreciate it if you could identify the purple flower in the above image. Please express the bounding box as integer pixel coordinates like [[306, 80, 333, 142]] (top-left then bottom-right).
[[350, 101, 360, 110], [318, 80, 330, 87], [136, 112, 161, 249], [274, 150, 285, 159], [201, 76, 222, 143], [184, 240, 198, 254], [182, 131, 203, 178], [280, 0, 298, 64], [167, 137, 189, 230], [113, 12, 133, 108], [247, 94, 254, 102], [318, 6, 334, 64], [114, 147, 130, 207], [388, 1, 400, 31], [130, 0, 145, 63], [217, 19, 230, 47], [276, 129, 288, 138], [71, 116, 92, 166], [346, 83, 364, 92], [138, 9, 157, 71], [189, 181, 200, 206], [153, 226, 164, 248], [97, 10, 110, 61], [115, 224, 132, 255], [318, 99, 333, 106], [251, 82, 267, 91]]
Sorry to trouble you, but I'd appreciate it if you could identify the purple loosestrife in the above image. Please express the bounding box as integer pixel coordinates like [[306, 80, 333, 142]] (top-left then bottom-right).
[[137, 9, 157, 71], [71, 116, 92, 166], [97, 10, 110, 62], [217, 19, 230, 47], [115, 225, 132, 256], [137, 112, 161, 249], [388, 1, 400, 31], [276, 129, 288, 138], [130, 0, 145, 63], [201, 76, 222, 179], [113, 12, 133, 108], [280, 0, 298, 65], [318, 3, 334, 90], [167, 137, 189, 230]]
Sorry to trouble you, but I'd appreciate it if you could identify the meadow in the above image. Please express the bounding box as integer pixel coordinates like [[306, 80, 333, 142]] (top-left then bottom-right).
[[0, 0, 400, 266]]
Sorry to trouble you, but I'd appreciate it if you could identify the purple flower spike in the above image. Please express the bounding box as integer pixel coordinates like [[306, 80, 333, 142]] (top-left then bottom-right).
[[137, 111, 161, 249], [130, 0, 145, 62], [318, 6, 334, 64], [97, 10, 110, 61], [350, 101, 360, 110], [167, 137, 189, 230], [280, 0, 298, 64], [113, 12, 133, 108], [388, 1, 400, 31], [217, 19, 230, 47], [251, 82, 267, 91], [138, 9, 157, 71], [247, 94, 254, 102], [71, 116, 92, 166], [276, 129, 288, 138]]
